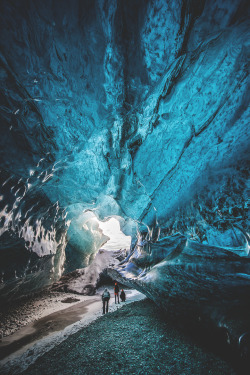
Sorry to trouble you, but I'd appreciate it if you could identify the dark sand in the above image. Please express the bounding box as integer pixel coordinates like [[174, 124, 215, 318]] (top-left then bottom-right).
[[20, 299, 238, 375]]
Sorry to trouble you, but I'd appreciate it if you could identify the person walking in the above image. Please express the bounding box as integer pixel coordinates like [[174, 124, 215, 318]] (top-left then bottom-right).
[[120, 289, 126, 302], [102, 288, 110, 314], [114, 282, 120, 304]]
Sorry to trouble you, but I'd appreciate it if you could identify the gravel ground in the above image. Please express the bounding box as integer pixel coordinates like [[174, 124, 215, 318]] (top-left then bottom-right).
[[21, 299, 236, 375]]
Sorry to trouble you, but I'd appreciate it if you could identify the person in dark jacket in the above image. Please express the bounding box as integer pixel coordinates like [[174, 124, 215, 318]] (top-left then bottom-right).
[[114, 282, 120, 304], [120, 289, 126, 302], [102, 288, 110, 314]]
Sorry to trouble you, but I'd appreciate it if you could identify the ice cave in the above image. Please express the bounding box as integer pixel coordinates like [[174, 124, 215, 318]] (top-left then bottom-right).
[[0, 0, 249, 374]]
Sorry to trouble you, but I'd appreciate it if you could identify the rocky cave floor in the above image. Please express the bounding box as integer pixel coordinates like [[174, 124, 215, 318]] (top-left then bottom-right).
[[1, 291, 247, 375]]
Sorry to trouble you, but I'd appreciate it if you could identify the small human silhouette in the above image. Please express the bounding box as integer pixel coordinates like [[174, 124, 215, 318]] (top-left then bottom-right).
[[120, 289, 126, 302], [102, 288, 110, 314], [114, 282, 120, 304]]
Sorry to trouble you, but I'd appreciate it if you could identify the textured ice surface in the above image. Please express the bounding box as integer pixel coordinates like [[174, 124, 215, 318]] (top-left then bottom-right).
[[0, 0, 249, 298], [108, 233, 250, 348]]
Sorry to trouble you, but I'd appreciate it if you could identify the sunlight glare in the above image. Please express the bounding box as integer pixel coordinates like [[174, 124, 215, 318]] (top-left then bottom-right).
[[97, 217, 131, 251]]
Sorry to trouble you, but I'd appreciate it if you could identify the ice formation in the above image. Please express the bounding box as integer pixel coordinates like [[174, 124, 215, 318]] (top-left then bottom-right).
[[0, 0, 249, 303]]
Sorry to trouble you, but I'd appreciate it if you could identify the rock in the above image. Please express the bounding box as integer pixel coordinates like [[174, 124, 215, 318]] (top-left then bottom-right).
[[61, 297, 80, 304]]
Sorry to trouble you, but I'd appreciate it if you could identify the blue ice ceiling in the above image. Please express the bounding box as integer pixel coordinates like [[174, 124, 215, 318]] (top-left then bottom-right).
[[0, 0, 249, 299]]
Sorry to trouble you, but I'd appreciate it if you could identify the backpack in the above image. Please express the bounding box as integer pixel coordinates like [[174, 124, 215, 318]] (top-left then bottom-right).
[[103, 290, 110, 299]]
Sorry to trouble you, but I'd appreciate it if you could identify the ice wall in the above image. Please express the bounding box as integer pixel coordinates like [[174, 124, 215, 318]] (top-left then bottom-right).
[[0, 0, 249, 299], [107, 233, 250, 358]]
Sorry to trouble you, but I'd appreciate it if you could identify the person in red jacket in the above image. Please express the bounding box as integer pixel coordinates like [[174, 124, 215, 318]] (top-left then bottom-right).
[[114, 282, 120, 304]]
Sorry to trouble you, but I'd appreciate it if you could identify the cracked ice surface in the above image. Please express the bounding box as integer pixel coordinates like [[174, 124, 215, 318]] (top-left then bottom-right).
[[0, 0, 249, 298]]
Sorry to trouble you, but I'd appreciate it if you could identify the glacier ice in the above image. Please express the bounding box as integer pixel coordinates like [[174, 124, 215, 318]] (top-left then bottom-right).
[[107, 233, 250, 350], [0, 0, 249, 301]]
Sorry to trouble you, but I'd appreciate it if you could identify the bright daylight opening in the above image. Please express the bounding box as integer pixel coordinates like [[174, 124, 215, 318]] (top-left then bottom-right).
[[96, 217, 131, 251]]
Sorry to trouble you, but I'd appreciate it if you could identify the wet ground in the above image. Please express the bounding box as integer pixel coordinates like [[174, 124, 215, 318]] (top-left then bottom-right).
[[0, 288, 145, 374], [20, 299, 237, 375], [0, 298, 99, 360]]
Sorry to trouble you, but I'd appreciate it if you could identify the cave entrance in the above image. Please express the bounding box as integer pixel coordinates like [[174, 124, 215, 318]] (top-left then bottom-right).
[[95, 217, 131, 251]]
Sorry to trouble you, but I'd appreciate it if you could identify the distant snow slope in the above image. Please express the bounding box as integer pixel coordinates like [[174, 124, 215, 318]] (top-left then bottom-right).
[[52, 249, 127, 295]]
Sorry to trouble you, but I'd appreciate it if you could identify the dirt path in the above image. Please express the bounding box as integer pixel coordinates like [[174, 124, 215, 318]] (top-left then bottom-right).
[[16, 300, 237, 375]]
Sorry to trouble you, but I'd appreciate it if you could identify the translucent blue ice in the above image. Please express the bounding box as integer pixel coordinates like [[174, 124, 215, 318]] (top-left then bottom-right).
[[0, 0, 249, 298]]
